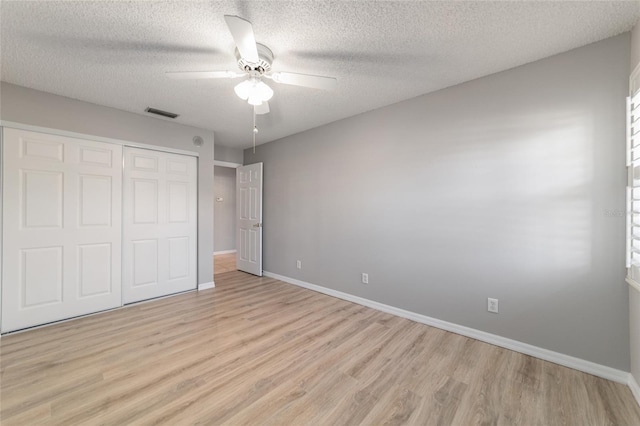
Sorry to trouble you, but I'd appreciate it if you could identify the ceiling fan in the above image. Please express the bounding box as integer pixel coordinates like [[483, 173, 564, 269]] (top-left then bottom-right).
[[166, 15, 338, 116]]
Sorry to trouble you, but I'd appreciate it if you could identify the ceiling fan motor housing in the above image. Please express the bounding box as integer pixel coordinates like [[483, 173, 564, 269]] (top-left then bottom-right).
[[236, 43, 273, 74]]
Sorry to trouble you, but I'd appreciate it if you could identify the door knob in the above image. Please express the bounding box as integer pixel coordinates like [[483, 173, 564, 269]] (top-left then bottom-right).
[[253, 223, 262, 228]]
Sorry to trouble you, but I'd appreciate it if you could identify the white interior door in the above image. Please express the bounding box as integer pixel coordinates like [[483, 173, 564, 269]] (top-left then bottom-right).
[[2, 128, 122, 332], [236, 163, 263, 276], [122, 147, 197, 304]]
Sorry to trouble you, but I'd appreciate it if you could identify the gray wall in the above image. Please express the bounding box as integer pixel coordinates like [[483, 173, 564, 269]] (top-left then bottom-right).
[[1, 82, 215, 284], [214, 166, 236, 252], [215, 144, 243, 164], [630, 22, 640, 386], [245, 34, 631, 370], [632, 23, 640, 75]]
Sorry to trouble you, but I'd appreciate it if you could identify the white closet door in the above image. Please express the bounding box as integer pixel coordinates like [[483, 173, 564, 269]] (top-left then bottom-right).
[[2, 128, 122, 332], [122, 147, 197, 304]]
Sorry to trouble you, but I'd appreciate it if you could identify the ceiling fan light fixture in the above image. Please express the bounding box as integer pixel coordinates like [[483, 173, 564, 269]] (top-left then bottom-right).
[[167, 15, 338, 120], [234, 80, 251, 100], [247, 95, 263, 106], [255, 81, 274, 101], [234, 78, 273, 105]]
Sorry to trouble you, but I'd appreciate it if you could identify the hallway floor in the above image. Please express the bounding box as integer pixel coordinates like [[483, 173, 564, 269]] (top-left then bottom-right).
[[214, 252, 236, 275]]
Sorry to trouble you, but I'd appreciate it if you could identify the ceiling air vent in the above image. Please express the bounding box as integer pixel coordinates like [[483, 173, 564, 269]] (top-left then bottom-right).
[[145, 107, 179, 119]]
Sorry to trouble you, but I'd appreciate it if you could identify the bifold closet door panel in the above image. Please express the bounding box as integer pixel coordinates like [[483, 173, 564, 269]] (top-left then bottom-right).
[[122, 147, 197, 304], [2, 128, 122, 332]]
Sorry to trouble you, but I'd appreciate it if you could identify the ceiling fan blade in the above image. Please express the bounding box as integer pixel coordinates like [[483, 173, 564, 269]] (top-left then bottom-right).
[[224, 15, 259, 64], [270, 72, 337, 91], [166, 71, 243, 79], [254, 102, 270, 115]]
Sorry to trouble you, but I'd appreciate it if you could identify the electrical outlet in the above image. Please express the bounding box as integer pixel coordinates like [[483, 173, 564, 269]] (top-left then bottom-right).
[[488, 298, 499, 313], [361, 273, 369, 284], [296, 260, 302, 269]]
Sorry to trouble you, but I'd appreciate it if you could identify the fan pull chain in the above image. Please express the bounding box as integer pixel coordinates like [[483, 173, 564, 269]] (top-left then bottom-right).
[[252, 107, 257, 154]]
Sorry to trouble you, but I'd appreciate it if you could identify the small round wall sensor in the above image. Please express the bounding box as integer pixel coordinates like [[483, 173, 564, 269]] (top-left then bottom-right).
[[192, 136, 204, 147]]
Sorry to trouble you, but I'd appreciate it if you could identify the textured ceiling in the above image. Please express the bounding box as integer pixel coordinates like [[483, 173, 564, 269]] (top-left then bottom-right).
[[2, 1, 640, 149]]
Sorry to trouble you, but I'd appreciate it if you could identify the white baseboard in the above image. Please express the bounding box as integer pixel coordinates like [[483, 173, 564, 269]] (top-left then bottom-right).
[[214, 250, 237, 256], [263, 271, 631, 386], [198, 281, 215, 291], [629, 374, 640, 407]]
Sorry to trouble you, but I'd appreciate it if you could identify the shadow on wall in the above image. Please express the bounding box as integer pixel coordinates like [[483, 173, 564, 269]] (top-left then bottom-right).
[[411, 107, 594, 276]]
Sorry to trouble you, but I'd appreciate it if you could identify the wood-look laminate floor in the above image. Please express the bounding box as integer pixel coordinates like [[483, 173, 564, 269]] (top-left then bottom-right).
[[2, 271, 640, 425], [214, 253, 237, 274]]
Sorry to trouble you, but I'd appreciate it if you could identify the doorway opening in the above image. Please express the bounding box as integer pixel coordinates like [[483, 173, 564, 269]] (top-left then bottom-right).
[[213, 161, 263, 278], [214, 163, 238, 277]]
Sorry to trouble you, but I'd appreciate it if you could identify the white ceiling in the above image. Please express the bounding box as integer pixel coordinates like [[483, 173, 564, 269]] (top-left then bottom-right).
[[2, 1, 640, 149]]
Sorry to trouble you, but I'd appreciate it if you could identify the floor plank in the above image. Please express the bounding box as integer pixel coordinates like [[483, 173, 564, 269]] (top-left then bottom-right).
[[214, 253, 236, 274], [2, 270, 640, 425]]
